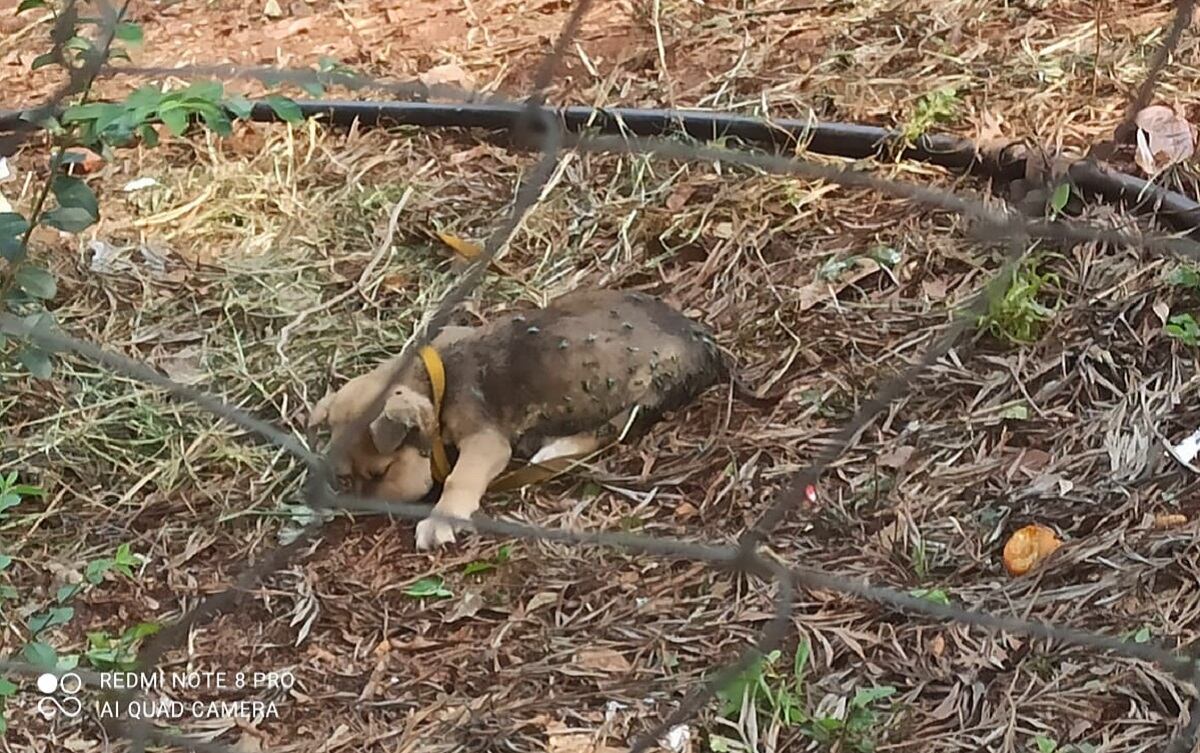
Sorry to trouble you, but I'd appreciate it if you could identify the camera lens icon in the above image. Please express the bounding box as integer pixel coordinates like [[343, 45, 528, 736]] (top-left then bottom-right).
[[36, 672, 83, 720]]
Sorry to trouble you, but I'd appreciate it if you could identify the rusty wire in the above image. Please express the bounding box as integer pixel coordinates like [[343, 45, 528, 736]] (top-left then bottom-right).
[[2, 0, 1200, 750]]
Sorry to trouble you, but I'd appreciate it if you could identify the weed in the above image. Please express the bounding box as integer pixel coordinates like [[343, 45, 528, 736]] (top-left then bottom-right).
[[463, 544, 514, 576], [1165, 314, 1200, 346], [715, 641, 896, 752], [85, 623, 162, 670], [978, 258, 1060, 344], [403, 576, 453, 599], [902, 87, 960, 142]]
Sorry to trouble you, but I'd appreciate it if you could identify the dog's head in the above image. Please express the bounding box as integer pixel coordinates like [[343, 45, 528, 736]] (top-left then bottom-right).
[[306, 363, 437, 503]]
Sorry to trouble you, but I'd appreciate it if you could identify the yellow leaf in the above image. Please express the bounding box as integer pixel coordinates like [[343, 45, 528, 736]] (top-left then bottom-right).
[[437, 231, 483, 260]]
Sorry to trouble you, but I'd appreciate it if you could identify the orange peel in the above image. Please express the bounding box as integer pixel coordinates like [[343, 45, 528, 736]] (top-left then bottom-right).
[[1002, 524, 1062, 576]]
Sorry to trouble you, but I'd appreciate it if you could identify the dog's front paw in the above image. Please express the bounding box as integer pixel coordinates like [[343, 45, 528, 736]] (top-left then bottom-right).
[[415, 515, 461, 551]]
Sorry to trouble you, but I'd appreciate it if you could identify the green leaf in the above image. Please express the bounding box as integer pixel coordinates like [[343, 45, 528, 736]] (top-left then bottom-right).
[[225, 95, 254, 120], [136, 124, 159, 147], [85, 558, 112, 584], [0, 585, 16, 600], [793, 638, 810, 684], [0, 554, 11, 571], [1050, 183, 1071, 214], [158, 106, 190, 137], [28, 606, 73, 634], [0, 212, 29, 240], [182, 80, 225, 104], [1169, 267, 1200, 289], [1133, 626, 1152, 643], [52, 176, 99, 221], [300, 81, 325, 98], [115, 21, 143, 44], [17, 347, 53, 380], [57, 583, 80, 603], [15, 265, 57, 299], [869, 245, 902, 267], [497, 544, 512, 563], [0, 494, 19, 514], [1035, 735, 1058, 753], [31, 52, 58, 70], [264, 95, 303, 124], [462, 561, 494, 576], [123, 622, 161, 642], [0, 678, 16, 697], [62, 35, 92, 53], [403, 577, 452, 599], [16, 0, 47, 13], [998, 402, 1029, 421], [850, 686, 896, 708], [40, 206, 95, 233], [909, 587, 951, 605]]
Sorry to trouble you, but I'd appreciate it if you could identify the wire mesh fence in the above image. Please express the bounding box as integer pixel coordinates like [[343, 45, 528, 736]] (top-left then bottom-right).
[[2, 0, 1200, 750]]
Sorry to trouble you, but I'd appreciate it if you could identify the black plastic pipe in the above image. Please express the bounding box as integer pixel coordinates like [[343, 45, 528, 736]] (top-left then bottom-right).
[[4, 98, 1199, 237]]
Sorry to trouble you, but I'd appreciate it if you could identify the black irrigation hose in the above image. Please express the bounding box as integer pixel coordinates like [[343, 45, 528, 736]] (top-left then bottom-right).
[[4, 98, 1200, 237]]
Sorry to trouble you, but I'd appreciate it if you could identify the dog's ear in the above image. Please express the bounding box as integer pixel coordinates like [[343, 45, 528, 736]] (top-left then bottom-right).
[[306, 390, 336, 430], [368, 387, 436, 454]]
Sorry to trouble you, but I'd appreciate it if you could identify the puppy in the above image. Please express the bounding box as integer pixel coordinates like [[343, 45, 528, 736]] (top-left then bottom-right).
[[307, 288, 778, 550]]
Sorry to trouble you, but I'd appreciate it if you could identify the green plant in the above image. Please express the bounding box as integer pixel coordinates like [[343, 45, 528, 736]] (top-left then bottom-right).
[[1169, 265, 1200, 290], [2, 2, 304, 380], [463, 544, 513, 576], [978, 258, 1060, 344], [403, 576, 453, 599], [1165, 313, 1200, 346], [84, 622, 161, 670], [902, 87, 959, 142]]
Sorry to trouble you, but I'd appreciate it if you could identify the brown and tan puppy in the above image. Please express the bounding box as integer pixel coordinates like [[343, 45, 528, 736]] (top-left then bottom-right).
[[307, 288, 777, 550]]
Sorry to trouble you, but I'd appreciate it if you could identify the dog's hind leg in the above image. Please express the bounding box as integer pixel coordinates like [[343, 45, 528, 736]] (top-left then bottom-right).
[[530, 433, 603, 465], [415, 427, 511, 551]]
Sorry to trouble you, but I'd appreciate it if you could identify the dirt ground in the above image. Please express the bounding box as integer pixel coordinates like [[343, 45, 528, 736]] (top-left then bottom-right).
[[4, 0, 1200, 752]]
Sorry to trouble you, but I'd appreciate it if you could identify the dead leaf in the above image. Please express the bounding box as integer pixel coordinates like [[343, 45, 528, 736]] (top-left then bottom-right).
[[922, 278, 949, 301], [665, 184, 696, 212], [1002, 524, 1062, 576], [929, 633, 945, 658], [1134, 104, 1196, 176], [62, 147, 103, 175], [1154, 300, 1171, 325], [380, 273, 408, 294], [443, 590, 484, 623], [232, 733, 264, 753], [525, 591, 558, 613], [545, 721, 625, 753], [1154, 513, 1188, 530], [263, 0, 283, 17], [877, 445, 915, 469], [673, 501, 698, 519], [420, 63, 475, 90], [974, 109, 1010, 155], [436, 231, 483, 260], [795, 257, 883, 312], [574, 647, 632, 673], [1014, 448, 1053, 473]]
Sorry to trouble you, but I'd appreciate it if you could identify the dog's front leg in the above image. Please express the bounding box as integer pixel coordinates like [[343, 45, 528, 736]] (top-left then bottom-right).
[[415, 428, 512, 551]]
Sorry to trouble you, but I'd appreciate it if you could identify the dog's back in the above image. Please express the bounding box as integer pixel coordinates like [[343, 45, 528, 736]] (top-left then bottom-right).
[[440, 289, 725, 455]]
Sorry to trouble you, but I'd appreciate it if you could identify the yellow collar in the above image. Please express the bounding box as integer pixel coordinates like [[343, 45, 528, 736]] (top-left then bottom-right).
[[418, 345, 454, 484], [417, 343, 613, 492]]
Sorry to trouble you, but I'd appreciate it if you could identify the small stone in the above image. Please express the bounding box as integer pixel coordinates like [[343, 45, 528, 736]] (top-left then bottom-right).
[[622, 322, 634, 330], [558, 338, 569, 349], [586, 333, 598, 343], [527, 326, 540, 335], [626, 346, 640, 353]]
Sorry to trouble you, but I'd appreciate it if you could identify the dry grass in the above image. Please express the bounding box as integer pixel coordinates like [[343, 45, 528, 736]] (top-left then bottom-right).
[[4, 0, 1200, 752]]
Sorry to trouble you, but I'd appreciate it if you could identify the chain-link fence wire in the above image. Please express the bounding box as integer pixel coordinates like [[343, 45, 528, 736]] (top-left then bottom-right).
[[2, 0, 1200, 750]]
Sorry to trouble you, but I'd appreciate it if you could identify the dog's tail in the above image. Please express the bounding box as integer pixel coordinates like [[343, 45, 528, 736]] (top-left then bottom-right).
[[716, 351, 788, 409]]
